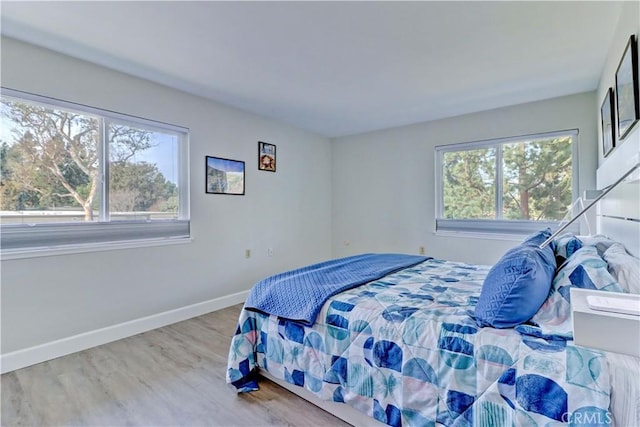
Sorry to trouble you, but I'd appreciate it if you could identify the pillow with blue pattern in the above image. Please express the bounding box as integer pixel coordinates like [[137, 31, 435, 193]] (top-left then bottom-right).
[[532, 245, 625, 337], [555, 245, 624, 293], [475, 229, 556, 329], [579, 234, 616, 257], [553, 233, 582, 264]]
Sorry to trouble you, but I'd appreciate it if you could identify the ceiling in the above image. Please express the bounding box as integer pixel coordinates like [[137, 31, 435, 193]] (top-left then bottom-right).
[[0, 1, 624, 138]]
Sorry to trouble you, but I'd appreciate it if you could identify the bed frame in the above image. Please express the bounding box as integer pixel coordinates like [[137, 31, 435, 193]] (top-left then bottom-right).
[[260, 370, 387, 427]]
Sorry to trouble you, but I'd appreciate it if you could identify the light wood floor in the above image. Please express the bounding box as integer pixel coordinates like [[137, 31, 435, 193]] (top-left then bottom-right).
[[1, 304, 349, 426]]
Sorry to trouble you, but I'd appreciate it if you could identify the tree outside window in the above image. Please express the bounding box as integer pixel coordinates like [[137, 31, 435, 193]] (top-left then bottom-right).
[[437, 131, 576, 235], [1, 97, 180, 224]]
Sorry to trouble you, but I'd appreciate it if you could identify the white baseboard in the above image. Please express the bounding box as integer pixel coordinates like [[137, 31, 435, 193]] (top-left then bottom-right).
[[0, 290, 249, 374]]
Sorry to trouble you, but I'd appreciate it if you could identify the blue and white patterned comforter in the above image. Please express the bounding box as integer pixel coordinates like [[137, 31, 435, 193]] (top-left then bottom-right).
[[227, 258, 611, 426]]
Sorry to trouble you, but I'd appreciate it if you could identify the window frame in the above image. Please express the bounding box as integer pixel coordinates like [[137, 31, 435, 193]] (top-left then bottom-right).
[[434, 129, 579, 237], [0, 88, 190, 258]]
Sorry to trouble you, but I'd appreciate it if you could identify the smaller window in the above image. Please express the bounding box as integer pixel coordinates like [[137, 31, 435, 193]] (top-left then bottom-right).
[[435, 130, 579, 237]]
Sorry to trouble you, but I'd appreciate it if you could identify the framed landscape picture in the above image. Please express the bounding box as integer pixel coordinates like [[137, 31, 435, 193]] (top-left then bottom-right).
[[601, 87, 615, 157], [258, 141, 276, 172], [205, 156, 245, 195], [615, 35, 639, 140]]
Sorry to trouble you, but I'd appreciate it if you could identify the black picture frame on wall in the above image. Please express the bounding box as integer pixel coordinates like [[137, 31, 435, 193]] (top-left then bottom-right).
[[258, 141, 276, 172], [615, 35, 639, 141], [601, 87, 615, 157], [205, 156, 245, 195]]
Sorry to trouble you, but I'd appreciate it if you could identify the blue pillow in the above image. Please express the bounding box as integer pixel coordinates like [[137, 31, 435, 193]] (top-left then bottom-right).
[[522, 228, 554, 248], [474, 241, 556, 328]]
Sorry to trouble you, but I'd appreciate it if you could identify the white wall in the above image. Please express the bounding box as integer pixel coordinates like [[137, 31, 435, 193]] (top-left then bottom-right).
[[596, 0, 639, 168], [0, 37, 332, 354], [331, 92, 598, 265]]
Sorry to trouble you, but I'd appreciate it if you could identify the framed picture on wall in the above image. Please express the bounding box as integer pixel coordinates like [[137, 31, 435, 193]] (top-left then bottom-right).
[[258, 141, 276, 172], [615, 35, 639, 141], [601, 87, 615, 157], [205, 156, 245, 195]]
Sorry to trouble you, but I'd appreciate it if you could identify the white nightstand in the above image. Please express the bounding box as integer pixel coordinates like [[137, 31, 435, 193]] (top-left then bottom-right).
[[571, 288, 640, 357]]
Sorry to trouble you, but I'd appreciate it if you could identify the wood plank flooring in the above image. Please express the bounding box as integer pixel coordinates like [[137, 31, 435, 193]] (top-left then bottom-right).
[[1, 304, 349, 426]]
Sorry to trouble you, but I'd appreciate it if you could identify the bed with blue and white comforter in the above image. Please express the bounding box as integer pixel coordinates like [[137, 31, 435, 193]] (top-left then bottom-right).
[[227, 257, 612, 426]]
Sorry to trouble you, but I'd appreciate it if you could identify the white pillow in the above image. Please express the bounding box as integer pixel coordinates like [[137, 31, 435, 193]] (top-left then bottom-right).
[[603, 243, 640, 294]]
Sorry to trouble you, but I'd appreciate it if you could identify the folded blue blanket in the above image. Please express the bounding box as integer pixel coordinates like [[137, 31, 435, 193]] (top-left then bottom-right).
[[244, 253, 429, 325]]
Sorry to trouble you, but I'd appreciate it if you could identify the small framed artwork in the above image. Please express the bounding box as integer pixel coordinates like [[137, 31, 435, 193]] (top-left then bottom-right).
[[205, 156, 245, 195], [615, 35, 639, 141], [601, 87, 615, 157], [258, 141, 276, 172]]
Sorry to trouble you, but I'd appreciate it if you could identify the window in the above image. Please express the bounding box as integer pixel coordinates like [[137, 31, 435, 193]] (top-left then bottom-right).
[[0, 88, 190, 255], [435, 130, 578, 236]]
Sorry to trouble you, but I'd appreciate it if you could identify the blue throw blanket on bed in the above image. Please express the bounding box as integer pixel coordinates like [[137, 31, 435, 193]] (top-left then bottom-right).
[[244, 253, 429, 325]]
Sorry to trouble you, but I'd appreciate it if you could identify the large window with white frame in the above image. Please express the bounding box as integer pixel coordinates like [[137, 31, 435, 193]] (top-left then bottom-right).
[[435, 130, 579, 236], [0, 88, 190, 255]]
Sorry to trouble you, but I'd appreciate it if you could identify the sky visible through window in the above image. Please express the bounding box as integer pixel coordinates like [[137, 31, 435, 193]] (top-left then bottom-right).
[[137, 132, 179, 185]]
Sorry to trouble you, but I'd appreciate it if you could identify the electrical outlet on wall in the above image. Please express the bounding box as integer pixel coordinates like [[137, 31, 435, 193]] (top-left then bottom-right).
[[419, 246, 425, 255], [267, 247, 273, 257], [245, 249, 251, 258]]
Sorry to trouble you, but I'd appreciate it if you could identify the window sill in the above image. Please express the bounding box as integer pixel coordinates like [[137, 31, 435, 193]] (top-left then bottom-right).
[[0, 236, 192, 260], [434, 219, 578, 241], [433, 230, 525, 242]]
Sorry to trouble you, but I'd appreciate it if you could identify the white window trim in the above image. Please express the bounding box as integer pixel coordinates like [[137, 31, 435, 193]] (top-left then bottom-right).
[[0, 87, 191, 257], [1, 235, 193, 261], [434, 129, 580, 236]]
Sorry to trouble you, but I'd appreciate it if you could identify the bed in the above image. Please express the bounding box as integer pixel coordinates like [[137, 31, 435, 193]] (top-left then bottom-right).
[[226, 230, 639, 426]]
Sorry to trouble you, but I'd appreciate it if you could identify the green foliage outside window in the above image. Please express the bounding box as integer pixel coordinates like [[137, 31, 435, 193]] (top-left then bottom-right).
[[502, 137, 572, 221], [443, 148, 496, 219], [442, 135, 573, 222]]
